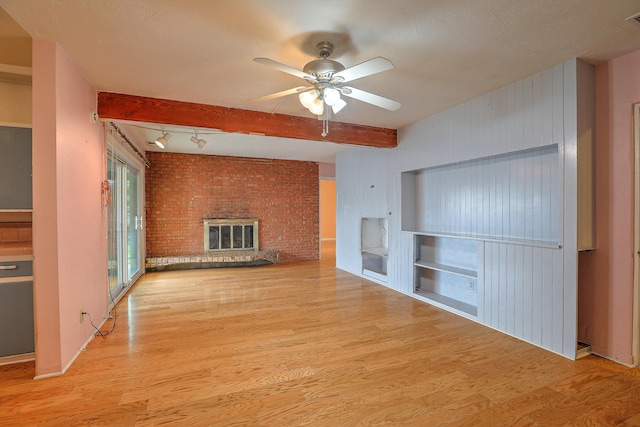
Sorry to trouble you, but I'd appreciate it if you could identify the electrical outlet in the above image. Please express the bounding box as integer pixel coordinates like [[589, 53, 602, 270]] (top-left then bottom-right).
[[467, 280, 475, 290], [80, 310, 85, 323]]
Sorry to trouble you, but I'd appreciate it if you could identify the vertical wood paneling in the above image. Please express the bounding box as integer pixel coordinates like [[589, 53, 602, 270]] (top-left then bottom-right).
[[336, 148, 389, 276], [553, 251, 564, 353], [531, 247, 543, 346], [541, 249, 554, 350], [506, 244, 516, 335], [552, 64, 565, 147], [522, 245, 534, 342], [513, 245, 525, 338], [484, 243, 499, 328], [541, 68, 553, 147], [409, 146, 558, 243], [477, 242, 485, 322], [498, 244, 508, 331], [337, 59, 583, 360], [561, 59, 579, 357]]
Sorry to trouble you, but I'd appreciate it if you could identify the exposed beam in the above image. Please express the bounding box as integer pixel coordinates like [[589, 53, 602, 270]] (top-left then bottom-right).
[[97, 92, 397, 148]]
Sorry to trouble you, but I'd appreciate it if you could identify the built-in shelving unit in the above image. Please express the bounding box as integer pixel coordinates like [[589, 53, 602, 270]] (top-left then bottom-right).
[[361, 217, 388, 282], [413, 234, 481, 317], [414, 259, 476, 278], [401, 144, 561, 248]]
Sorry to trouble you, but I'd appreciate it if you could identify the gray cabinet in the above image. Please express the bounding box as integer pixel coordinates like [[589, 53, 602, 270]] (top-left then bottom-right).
[[0, 280, 34, 357], [0, 258, 34, 358], [0, 126, 32, 210]]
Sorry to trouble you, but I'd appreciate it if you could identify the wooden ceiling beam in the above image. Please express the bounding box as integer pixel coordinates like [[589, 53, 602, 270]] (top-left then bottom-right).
[[97, 92, 397, 148]]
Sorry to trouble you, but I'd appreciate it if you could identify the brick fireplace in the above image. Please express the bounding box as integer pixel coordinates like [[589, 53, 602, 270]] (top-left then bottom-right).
[[145, 152, 319, 268]]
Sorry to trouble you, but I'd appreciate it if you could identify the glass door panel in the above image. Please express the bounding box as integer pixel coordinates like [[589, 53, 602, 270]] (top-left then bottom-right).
[[107, 153, 143, 307], [126, 168, 141, 281], [107, 156, 121, 299]]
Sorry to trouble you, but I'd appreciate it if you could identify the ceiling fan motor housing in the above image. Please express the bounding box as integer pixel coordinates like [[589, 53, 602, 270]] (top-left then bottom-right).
[[303, 59, 345, 82]]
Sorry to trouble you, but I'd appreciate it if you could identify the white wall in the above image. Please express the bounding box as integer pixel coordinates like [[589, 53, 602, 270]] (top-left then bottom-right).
[[337, 59, 590, 359]]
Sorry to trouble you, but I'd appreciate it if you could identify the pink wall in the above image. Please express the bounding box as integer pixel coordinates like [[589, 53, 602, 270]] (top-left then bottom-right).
[[32, 40, 107, 376], [578, 48, 640, 365], [32, 39, 62, 375]]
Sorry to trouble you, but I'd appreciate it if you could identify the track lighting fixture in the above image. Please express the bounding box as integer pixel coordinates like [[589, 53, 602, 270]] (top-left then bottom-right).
[[190, 135, 207, 150], [154, 132, 171, 149]]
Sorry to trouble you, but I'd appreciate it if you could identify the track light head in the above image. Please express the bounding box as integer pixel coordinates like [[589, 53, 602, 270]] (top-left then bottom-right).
[[190, 135, 207, 150], [154, 132, 171, 149]]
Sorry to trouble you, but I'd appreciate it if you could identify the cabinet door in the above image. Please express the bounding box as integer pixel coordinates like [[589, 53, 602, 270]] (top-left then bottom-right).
[[0, 126, 32, 209], [0, 280, 34, 357]]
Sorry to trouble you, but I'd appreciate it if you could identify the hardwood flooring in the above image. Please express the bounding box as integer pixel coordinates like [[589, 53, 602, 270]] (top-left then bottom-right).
[[2, 241, 640, 425]]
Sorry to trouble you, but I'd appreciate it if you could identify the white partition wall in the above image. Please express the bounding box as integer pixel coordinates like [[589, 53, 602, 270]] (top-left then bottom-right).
[[336, 59, 594, 359]]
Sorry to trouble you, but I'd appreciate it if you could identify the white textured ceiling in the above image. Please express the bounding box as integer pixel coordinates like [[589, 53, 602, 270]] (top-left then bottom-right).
[[2, 0, 640, 162]]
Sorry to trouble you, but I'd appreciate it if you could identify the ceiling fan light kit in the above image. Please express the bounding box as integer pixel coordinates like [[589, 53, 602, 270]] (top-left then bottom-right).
[[323, 87, 341, 106], [252, 41, 401, 137], [298, 90, 318, 108]]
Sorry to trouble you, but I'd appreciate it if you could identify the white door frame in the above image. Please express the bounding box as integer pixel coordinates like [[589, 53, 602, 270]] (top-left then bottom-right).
[[633, 103, 640, 366], [106, 130, 146, 310]]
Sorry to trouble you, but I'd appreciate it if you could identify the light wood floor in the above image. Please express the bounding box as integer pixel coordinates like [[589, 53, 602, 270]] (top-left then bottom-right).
[[2, 242, 640, 426]]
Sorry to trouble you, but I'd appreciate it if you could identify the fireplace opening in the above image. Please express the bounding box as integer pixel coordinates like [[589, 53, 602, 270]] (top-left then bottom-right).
[[204, 219, 258, 252]]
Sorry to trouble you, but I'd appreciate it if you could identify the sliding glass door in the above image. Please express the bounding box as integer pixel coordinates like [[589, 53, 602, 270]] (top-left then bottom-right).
[[107, 153, 143, 307]]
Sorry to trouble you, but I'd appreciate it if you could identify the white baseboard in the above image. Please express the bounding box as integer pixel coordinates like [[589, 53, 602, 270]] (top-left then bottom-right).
[[34, 317, 104, 380], [0, 352, 35, 367]]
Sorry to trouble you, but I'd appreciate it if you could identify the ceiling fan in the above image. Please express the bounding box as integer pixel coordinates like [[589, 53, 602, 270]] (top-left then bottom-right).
[[251, 41, 401, 136]]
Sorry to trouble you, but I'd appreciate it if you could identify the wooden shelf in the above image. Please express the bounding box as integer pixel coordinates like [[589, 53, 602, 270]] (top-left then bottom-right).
[[414, 289, 477, 317], [414, 260, 476, 278]]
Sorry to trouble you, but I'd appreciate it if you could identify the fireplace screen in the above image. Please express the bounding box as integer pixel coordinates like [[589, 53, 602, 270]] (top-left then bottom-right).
[[204, 219, 258, 252]]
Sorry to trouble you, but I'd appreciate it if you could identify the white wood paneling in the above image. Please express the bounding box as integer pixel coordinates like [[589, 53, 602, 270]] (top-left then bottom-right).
[[336, 148, 389, 279], [481, 243, 565, 355], [404, 145, 559, 244], [336, 59, 592, 359]]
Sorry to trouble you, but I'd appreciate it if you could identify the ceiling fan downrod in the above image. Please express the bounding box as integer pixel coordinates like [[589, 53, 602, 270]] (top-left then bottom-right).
[[316, 41, 334, 58]]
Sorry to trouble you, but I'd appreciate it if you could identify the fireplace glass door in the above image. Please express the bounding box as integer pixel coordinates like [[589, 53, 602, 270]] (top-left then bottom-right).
[[204, 220, 258, 252]]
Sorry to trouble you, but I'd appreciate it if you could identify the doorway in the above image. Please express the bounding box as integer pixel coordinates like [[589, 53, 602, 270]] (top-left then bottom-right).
[[107, 151, 144, 307], [320, 179, 336, 241]]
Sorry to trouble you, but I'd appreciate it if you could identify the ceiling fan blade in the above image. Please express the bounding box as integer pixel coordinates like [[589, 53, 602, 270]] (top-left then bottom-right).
[[332, 57, 394, 83], [249, 86, 309, 103], [341, 86, 401, 111], [253, 57, 312, 80]]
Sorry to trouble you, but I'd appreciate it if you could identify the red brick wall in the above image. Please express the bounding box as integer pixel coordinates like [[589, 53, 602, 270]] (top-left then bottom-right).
[[145, 152, 319, 262]]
